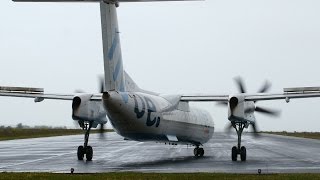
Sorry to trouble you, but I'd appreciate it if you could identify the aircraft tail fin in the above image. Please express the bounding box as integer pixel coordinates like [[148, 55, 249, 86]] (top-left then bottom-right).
[[100, 2, 125, 92]]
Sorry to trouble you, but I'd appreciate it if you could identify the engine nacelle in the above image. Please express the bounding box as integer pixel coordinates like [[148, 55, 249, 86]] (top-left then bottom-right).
[[72, 94, 108, 128], [228, 95, 256, 122], [228, 95, 244, 119]]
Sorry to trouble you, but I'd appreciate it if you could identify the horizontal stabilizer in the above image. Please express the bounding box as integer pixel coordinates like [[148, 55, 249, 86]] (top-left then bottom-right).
[[13, 0, 200, 2], [0, 85, 103, 102], [284, 87, 320, 94], [0, 86, 43, 94]]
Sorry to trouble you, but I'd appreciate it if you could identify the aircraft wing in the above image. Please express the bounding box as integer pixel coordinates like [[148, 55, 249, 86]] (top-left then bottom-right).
[[180, 87, 320, 102], [180, 94, 229, 102], [0, 86, 102, 102]]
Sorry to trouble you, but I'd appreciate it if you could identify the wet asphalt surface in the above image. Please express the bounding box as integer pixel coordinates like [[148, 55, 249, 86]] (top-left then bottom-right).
[[0, 132, 319, 173]]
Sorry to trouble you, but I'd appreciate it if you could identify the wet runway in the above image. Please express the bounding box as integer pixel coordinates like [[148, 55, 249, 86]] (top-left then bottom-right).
[[0, 132, 319, 173]]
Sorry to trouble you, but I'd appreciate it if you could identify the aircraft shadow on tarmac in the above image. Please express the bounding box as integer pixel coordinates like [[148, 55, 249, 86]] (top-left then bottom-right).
[[118, 156, 209, 169]]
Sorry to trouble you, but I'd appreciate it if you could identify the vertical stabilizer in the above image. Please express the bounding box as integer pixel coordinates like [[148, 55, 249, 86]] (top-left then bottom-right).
[[100, 2, 125, 92]]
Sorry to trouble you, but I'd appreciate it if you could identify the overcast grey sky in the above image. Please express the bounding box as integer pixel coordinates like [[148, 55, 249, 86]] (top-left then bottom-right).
[[1, 0, 320, 131]]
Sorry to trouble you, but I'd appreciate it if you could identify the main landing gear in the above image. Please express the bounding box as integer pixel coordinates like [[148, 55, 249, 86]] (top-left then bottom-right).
[[231, 122, 247, 161], [193, 146, 204, 157], [77, 122, 93, 161]]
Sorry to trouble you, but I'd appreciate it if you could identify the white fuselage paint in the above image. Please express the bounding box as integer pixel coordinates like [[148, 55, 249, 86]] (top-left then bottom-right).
[[103, 91, 214, 146]]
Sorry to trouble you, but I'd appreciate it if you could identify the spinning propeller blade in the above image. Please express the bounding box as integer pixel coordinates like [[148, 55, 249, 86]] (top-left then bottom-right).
[[257, 80, 271, 93], [234, 77, 246, 93], [250, 122, 260, 137], [224, 123, 233, 134], [99, 123, 106, 139], [216, 101, 228, 106], [98, 75, 104, 93], [255, 106, 280, 117], [98, 76, 106, 138]]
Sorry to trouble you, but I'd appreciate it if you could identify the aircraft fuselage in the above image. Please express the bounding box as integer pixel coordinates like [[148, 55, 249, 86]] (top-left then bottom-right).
[[103, 91, 214, 146]]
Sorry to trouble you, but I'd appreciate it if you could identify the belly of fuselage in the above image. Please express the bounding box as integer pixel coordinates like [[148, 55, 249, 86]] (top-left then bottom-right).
[[103, 91, 214, 145]]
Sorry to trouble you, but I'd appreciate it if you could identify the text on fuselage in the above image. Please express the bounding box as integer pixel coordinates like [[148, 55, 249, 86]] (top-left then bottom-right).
[[133, 95, 161, 127]]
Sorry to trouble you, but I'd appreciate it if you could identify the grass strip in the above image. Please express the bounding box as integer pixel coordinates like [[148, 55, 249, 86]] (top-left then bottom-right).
[[262, 131, 320, 140], [0, 128, 113, 141]]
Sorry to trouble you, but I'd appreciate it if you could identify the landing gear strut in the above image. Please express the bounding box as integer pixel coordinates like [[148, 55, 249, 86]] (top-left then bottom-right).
[[77, 121, 93, 161], [231, 122, 247, 161], [193, 146, 204, 157]]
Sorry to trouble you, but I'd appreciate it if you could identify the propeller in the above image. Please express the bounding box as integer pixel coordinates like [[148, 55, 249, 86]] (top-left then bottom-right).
[[257, 80, 271, 93], [234, 77, 246, 94], [98, 123, 106, 139], [254, 106, 280, 117], [98, 75, 104, 94], [74, 89, 85, 93], [222, 77, 281, 135], [234, 77, 280, 117], [98, 76, 106, 139]]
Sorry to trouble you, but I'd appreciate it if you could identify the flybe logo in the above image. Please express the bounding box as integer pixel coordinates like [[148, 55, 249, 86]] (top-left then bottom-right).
[[107, 28, 125, 93], [108, 28, 120, 60], [134, 95, 161, 128]]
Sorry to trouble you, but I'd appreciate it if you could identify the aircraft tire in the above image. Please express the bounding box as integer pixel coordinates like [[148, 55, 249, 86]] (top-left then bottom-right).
[[86, 146, 93, 161], [231, 146, 237, 161], [240, 146, 246, 161], [77, 146, 84, 160], [199, 148, 204, 157], [193, 148, 199, 157]]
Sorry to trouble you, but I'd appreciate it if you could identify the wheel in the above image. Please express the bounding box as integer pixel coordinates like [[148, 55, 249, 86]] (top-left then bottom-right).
[[231, 146, 237, 161], [194, 148, 199, 157], [77, 146, 84, 160], [240, 146, 246, 161], [199, 148, 204, 157], [86, 146, 93, 161]]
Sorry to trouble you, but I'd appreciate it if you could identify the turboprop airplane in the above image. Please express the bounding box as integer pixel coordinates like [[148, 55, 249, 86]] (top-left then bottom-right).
[[2, 0, 320, 162]]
